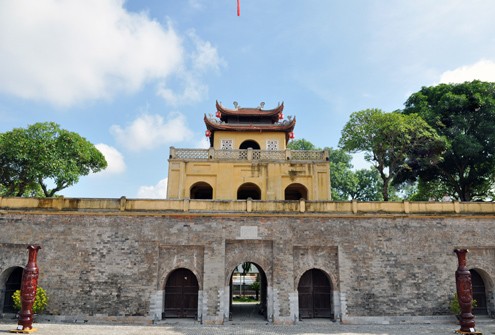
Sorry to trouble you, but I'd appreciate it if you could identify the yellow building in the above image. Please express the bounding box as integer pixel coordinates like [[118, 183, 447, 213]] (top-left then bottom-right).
[[167, 101, 331, 201]]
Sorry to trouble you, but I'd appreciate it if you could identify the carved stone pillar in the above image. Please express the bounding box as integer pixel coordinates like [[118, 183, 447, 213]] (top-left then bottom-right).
[[454, 249, 481, 334], [17, 245, 41, 331]]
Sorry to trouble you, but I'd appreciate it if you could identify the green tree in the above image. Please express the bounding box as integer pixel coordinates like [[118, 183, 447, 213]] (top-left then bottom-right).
[[287, 140, 384, 200], [287, 138, 319, 150], [404, 80, 495, 201], [339, 109, 446, 201], [407, 179, 451, 201], [329, 148, 383, 201], [0, 122, 107, 197]]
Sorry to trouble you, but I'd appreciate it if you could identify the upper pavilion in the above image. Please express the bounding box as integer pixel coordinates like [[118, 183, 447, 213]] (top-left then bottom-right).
[[204, 101, 296, 145], [167, 101, 330, 201]]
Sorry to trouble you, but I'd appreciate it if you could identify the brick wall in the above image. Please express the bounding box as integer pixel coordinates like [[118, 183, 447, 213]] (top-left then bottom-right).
[[0, 211, 494, 324]]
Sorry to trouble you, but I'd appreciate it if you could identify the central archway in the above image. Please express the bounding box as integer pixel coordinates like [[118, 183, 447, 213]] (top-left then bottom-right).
[[237, 183, 261, 200], [229, 262, 267, 321], [285, 183, 308, 200]]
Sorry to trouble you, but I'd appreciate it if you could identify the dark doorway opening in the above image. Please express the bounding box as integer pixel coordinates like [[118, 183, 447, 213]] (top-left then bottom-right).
[[2, 267, 23, 313], [237, 183, 261, 200], [285, 183, 308, 200], [470, 269, 488, 315], [229, 262, 267, 321], [190, 182, 213, 199], [163, 268, 199, 319], [298, 269, 332, 319], [239, 140, 260, 150]]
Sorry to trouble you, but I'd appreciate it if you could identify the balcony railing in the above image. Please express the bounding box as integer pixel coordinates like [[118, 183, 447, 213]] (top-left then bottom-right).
[[169, 147, 329, 162]]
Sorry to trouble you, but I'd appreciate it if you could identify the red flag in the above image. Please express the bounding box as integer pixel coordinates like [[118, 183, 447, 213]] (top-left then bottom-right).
[[237, 0, 240, 16]]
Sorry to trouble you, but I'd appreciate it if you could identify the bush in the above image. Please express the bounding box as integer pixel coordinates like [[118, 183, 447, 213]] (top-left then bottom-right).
[[233, 296, 257, 302], [449, 292, 476, 317], [12, 287, 48, 314]]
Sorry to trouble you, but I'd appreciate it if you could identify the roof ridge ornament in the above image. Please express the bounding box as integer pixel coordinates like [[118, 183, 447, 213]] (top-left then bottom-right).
[[233, 101, 239, 109]]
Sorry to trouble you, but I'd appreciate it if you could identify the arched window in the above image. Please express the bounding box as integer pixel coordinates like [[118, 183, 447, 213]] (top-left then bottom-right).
[[239, 140, 260, 150], [190, 182, 213, 199], [285, 183, 308, 200], [237, 183, 261, 200], [164, 268, 199, 318]]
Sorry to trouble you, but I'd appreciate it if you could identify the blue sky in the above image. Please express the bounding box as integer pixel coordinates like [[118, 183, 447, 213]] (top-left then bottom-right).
[[1, 0, 495, 198]]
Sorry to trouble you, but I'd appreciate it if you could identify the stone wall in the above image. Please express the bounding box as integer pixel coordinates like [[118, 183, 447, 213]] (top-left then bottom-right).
[[0, 205, 494, 324]]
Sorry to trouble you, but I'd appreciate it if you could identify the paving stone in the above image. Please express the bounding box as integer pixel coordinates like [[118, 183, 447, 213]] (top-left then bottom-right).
[[1, 320, 495, 335]]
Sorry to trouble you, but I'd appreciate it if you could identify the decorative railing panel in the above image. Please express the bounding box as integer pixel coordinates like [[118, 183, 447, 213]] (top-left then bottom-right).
[[291, 150, 326, 161], [175, 149, 209, 160], [215, 150, 247, 160], [170, 148, 327, 162], [259, 150, 286, 160]]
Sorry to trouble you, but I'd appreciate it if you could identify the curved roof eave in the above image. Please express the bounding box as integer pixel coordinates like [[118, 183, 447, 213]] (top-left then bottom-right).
[[216, 100, 284, 119], [204, 114, 296, 133]]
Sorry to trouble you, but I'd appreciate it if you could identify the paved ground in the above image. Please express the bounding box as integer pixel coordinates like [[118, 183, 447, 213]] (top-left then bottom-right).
[[1, 320, 495, 335], [1, 305, 494, 335]]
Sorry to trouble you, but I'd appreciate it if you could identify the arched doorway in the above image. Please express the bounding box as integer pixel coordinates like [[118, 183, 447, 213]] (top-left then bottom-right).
[[285, 183, 308, 200], [2, 267, 23, 313], [470, 269, 488, 315], [163, 268, 199, 318], [229, 262, 267, 321], [298, 269, 332, 319], [239, 140, 260, 150], [237, 183, 261, 200], [190, 182, 213, 199]]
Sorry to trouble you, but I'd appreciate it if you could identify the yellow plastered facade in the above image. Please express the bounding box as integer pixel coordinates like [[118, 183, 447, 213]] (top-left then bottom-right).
[[213, 131, 287, 150], [167, 127, 331, 201]]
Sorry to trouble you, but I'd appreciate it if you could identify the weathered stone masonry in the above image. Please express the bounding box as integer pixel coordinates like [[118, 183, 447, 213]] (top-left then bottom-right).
[[1, 200, 494, 324]]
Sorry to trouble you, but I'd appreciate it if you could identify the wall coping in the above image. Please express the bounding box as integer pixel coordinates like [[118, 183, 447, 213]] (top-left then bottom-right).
[[0, 196, 494, 216]]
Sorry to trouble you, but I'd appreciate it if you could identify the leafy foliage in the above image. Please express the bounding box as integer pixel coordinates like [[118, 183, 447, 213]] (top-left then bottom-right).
[[329, 148, 383, 201], [12, 287, 48, 314], [339, 109, 446, 201], [287, 138, 319, 150], [404, 80, 495, 201], [449, 292, 476, 317], [0, 122, 107, 197], [250, 281, 260, 291], [407, 179, 451, 201]]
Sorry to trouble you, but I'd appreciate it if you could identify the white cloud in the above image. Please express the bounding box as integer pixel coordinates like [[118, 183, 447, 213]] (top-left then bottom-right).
[[157, 30, 224, 106], [0, 0, 200, 107], [196, 137, 211, 149], [110, 113, 193, 151], [189, 31, 223, 73], [137, 178, 168, 199], [188, 0, 204, 10], [157, 74, 207, 106], [94, 143, 126, 175], [439, 59, 495, 84]]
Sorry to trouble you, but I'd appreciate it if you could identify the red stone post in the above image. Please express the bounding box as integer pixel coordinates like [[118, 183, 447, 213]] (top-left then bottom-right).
[[17, 245, 41, 331], [454, 249, 478, 334]]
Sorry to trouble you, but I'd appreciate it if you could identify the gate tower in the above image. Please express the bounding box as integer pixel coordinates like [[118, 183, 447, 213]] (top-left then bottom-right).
[[167, 101, 331, 201]]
